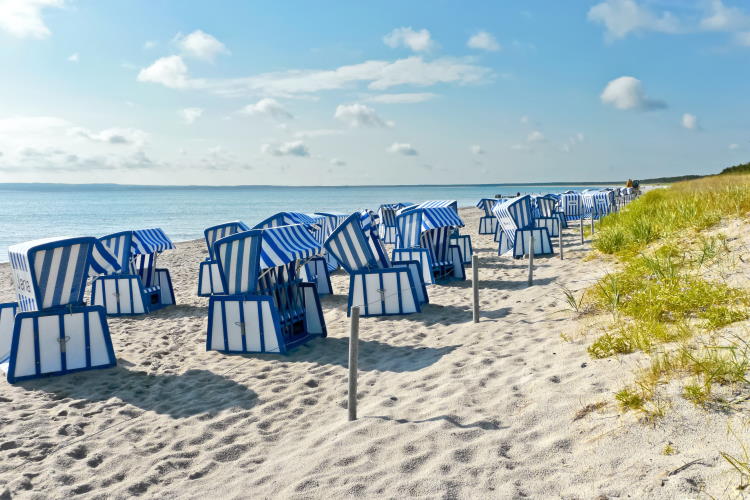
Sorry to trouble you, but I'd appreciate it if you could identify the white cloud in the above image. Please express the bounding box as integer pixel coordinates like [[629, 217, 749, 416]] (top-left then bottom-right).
[[527, 130, 545, 143], [467, 31, 501, 51], [261, 141, 310, 157], [69, 127, 148, 147], [137, 55, 491, 97], [0, 115, 69, 133], [293, 129, 344, 138], [334, 103, 391, 128], [180, 107, 203, 125], [520, 115, 530, 125], [587, 0, 681, 40], [561, 132, 585, 152], [681, 113, 698, 130], [600, 76, 666, 111], [0, 0, 63, 39], [700, 0, 750, 31], [387, 142, 418, 156], [383, 27, 434, 52], [737, 31, 750, 46], [67, 52, 79, 63], [470, 145, 484, 155], [366, 92, 437, 104], [143, 40, 157, 49], [137, 55, 190, 89], [240, 98, 293, 120], [330, 158, 346, 166], [729, 143, 739, 150], [175, 29, 228, 62]]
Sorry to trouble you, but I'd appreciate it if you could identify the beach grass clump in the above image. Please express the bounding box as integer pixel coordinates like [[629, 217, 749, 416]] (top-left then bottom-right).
[[594, 174, 750, 255]]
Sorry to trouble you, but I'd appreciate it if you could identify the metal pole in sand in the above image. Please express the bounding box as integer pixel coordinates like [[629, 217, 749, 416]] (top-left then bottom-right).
[[348, 306, 360, 421], [528, 230, 534, 286], [472, 254, 480, 323]]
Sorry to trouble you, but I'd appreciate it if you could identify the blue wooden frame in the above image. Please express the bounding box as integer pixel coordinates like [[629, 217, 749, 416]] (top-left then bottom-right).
[[91, 268, 175, 316]]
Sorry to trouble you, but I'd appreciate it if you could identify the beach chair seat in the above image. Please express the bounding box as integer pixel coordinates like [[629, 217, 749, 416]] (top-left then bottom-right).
[[325, 212, 427, 317], [92, 229, 176, 316], [0, 237, 119, 383], [477, 199, 500, 235], [198, 221, 249, 296], [207, 224, 327, 354], [493, 196, 555, 259]]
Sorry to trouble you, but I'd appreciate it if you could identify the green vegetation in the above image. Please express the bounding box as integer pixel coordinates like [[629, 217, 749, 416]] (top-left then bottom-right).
[[720, 161, 750, 176]]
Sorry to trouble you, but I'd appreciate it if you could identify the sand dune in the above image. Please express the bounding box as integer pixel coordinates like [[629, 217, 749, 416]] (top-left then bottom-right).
[[0, 207, 741, 498]]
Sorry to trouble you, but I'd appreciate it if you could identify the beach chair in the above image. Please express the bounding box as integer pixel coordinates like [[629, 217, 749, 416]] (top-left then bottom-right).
[[582, 190, 615, 220], [314, 212, 349, 272], [393, 206, 466, 284], [254, 212, 332, 296], [377, 203, 413, 244], [206, 224, 327, 354], [324, 212, 428, 317], [0, 237, 119, 383], [477, 199, 499, 235], [91, 228, 176, 316], [493, 195, 554, 258], [198, 221, 250, 297], [408, 200, 473, 266], [534, 195, 562, 237], [560, 192, 583, 223]]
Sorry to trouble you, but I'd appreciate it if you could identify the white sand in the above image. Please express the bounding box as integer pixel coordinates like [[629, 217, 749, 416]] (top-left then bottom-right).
[[0, 206, 744, 498]]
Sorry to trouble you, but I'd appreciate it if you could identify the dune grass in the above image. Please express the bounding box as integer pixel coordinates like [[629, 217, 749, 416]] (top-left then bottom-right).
[[579, 175, 750, 416]]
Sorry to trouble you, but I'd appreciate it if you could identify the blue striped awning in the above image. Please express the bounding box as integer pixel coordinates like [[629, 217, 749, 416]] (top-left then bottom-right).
[[89, 241, 122, 276], [258, 224, 323, 270], [131, 228, 175, 255], [254, 212, 323, 229], [415, 200, 458, 211], [420, 207, 464, 231]]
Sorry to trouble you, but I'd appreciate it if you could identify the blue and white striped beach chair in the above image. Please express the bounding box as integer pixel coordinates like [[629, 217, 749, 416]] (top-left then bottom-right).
[[582, 190, 615, 220], [560, 192, 583, 223], [377, 203, 413, 244], [393, 207, 467, 284], [409, 200, 473, 265], [91, 228, 176, 316], [477, 199, 499, 235], [314, 211, 349, 272], [324, 212, 427, 317], [206, 224, 327, 354], [533, 195, 562, 237], [254, 212, 332, 296], [198, 221, 250, 296], [493, 196, 555, 258], [0, 236, 119, 383]]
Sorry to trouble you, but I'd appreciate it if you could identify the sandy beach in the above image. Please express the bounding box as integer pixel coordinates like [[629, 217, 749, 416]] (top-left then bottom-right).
[[0, 205, 744, 499]]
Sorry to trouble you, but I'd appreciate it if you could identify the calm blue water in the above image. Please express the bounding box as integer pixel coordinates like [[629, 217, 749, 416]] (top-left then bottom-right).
[[0, 183, 605, 262]]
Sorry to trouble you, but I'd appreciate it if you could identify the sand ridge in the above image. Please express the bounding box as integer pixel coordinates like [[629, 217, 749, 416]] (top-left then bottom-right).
[[0, 207, 741, 498]]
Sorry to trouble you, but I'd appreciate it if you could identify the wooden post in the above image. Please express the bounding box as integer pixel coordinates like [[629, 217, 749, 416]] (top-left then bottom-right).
[[472, 254, 479, 323], [528, 230, 534, 286], [558, 225, 564, 260], [590, 214, 595, 235], [348, 306, 360, 421], [579, 217, 584, 244]]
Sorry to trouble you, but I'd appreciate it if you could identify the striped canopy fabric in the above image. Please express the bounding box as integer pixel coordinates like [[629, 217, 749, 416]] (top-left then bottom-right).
[[582, 190, 614, 218], [476, 198, 499, 216], [323, 213, 382, 274], [493, 195, 535, 245], [9, 236, 120, 312], [377, 203, 413, 228], [132, 228, 175, 255], [414, 200, 459, 213], [314, 212, 349, 243], [204, 221, 250, 259], [396, 207, 464, 249], [560, 193, 583, 220], [535, 195, 559, 217], [254, 212, 323, 229], [214, 224, 323, 295]]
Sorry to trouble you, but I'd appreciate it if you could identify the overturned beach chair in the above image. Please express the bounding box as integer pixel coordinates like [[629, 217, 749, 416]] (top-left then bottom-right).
[[92, 228, 176, 315], [493, 195, 554, 259], [477, 199, 499, 235], [198, 221, 250, 296], [0, 237, 119, 383], [408, 200, 473, 265], [206, 224, 327, 354], [324, 212, 427, 317], [393, 206, 466, 284], [254, 212, 332, 296], [377, 203, 413, 244]]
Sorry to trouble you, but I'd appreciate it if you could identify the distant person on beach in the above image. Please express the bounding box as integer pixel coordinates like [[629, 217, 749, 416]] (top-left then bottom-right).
[[626, 179, 633, 188]]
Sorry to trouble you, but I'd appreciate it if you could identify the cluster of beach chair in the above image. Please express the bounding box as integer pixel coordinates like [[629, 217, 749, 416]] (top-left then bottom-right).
[[0, 190, 636, 384]]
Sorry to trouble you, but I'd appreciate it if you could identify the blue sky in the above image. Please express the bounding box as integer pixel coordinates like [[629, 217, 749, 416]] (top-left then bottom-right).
[[0, 0, 748, 185]]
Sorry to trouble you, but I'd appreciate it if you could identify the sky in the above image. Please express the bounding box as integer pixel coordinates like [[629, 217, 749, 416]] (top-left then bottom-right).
[[0, 0, 748, 186]]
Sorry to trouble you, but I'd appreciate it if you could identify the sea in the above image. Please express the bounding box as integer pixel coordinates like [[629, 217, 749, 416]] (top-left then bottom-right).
[[0, 183, 608, 262]]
